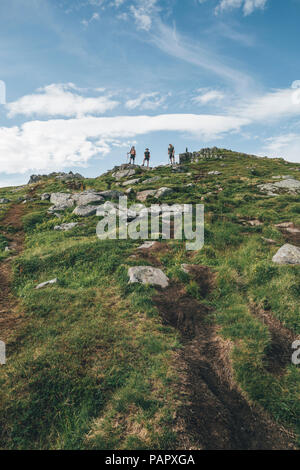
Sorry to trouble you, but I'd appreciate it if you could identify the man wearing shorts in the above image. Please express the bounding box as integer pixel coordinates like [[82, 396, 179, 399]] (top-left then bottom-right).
[[142, 148, 151, 168], [168, 144, 175, 165]]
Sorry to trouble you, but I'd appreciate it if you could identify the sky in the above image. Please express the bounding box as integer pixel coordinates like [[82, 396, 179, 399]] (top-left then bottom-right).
[[1, 0, 300, 187]]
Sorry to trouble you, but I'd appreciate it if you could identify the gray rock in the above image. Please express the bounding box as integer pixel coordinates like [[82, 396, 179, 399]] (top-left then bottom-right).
[[54, 223, 78, 231], [137, 190, 157, 202], [208, 171, 222, 176], [50, 192, 74, 207], [41, 193, 50, 201], [99, 190, 124, 200], [155, 187, 173, 199], [272, 175, 292, 180], [128, 266, 169, 288], [36, 278, 58, 289], [272, 244, 300, 265], [146, 176, 160, 184], [137, 241, 157, 250], [258, 178, 300, 195], [72, 191, 104, 206], [122, 178, 141, 187], [0, 198, 10, 204], [73, 205, 99, 217], [48, 204, 72, 213], [113, 169, 136, 181]]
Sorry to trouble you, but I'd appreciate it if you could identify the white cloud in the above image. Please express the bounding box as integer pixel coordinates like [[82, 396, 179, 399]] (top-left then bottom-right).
[[215, 0, 268, 16], [0, 113, 248, 174], [6, 83, 119, 118], [130, 0, 158, 31], [193, 89, 225, 105], [125, 92, 168, 110], [234, 86, 300, 122], [262, 133, 300, 163]]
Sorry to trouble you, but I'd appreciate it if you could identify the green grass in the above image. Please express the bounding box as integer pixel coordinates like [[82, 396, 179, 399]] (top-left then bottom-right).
[[0, 149, 300, 449]]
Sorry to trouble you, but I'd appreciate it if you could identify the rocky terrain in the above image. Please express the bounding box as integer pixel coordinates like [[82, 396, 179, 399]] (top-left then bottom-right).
[[0, 147, 299, 450]]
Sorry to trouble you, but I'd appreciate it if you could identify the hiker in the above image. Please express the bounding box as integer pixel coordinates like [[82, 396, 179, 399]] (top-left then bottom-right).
[[168, 144, 175, 165], [142, 148, 151, 168], [128, 146, 136, 165]]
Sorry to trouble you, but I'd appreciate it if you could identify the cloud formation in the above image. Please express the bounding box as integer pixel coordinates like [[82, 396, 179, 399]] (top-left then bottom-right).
[[0, 113, 248, 174], [6, 83, 119, 118], [215, 0, 268, 16]]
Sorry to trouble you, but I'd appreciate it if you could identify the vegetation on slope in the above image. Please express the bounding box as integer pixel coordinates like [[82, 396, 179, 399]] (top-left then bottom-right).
[[0, 149, 299, 449]]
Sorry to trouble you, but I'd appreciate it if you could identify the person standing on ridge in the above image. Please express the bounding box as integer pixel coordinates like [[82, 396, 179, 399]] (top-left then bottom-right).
[[168, 144, 175, 165], [142, 148, 151, 168], [128, 146, 136, 165]]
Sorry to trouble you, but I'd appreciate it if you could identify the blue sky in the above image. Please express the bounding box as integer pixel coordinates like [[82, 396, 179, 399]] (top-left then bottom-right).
[[1, 0, 300, 186]]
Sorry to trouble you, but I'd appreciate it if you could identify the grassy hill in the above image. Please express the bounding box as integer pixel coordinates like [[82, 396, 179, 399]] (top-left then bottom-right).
[[0, 148, 299, 450]]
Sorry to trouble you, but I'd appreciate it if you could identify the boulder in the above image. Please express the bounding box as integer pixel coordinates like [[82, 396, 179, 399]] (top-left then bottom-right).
[[137, 190, 156, 202], [54, 223, 78, 231], [113, 169, 136, 181], [122, 178, 141, 187], [146, 176, 160, 184], [128, 266, 169, 288], [73, 205, 99, 217], [258, 179, 300, 196], [48, 204, 72, 214], [99, 190, 124, 200], [155, 187, 173, 199], [272, 244, 300, 265], [36, 278, 58, 289], [72, 190, 104, 206], [50, 193, 74, 207], [41, 193, 50, 201], [0, 198, 10, 204]]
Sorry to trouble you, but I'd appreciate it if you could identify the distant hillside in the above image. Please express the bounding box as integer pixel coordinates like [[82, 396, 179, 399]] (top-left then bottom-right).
[[0, 149, 299, 450]]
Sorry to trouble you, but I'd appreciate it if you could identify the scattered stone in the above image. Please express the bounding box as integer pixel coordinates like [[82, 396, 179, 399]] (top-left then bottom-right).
[[137, 241, 157, 250], [272, 175, 292, 180], [128, 266, 169, 288], [122, 178, 141, 187], [146, 176, 160, 184], [272, 244, 300, 265], [262, 237, 277, 245], [247, 220, 263, 227], [36, 278, 58, 289], [258, 179, 300, 196], [54, 223, 79, 231], [50, 193, 74, 207], [125, 187, 134, 195], [48, 204, 72, 214], [208, 171, 222, 176], [275, 222, 294, 229], [113, 169, 136, 181], [137, 190, 157, 202], [73, 205, 99, 217], [155, 187, 173, 199], [72, 190, 104, 206], [41, 193, 50, 201], [0, 198, 10, 204], [99, 190, 124, 200]]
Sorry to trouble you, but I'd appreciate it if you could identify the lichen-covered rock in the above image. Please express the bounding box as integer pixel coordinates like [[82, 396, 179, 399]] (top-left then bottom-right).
[[128, 266, 169, 288], [272, 244, 300, 265], [73, 205, 99, 217], [50, 193, 74, 207], [98, 190, 124, 200], [155, 187, 173, 199], [137, 190, 157, 202], [72, 191, 104, 206]]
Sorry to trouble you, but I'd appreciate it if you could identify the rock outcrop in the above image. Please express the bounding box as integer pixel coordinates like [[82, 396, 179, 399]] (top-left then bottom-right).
[[272, 244, 300, 265]]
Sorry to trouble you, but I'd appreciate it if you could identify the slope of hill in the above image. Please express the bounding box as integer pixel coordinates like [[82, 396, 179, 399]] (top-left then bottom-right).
[[0, 148, 299, 450]]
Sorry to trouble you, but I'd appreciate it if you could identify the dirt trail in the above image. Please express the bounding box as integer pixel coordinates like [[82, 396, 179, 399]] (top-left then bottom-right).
[[141, 255, 296, 450], [0, 204, 25, 343]]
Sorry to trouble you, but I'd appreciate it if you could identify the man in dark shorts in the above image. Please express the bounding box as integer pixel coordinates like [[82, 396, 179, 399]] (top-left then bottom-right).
[[128, 146, 136, 164], [168, 144, 175, 165], [142, 148, 151, 167]]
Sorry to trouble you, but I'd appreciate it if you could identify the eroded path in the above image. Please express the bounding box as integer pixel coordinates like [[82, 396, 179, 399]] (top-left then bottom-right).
[[0, 204, 25, 343], [137, 245, 296, 450]]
